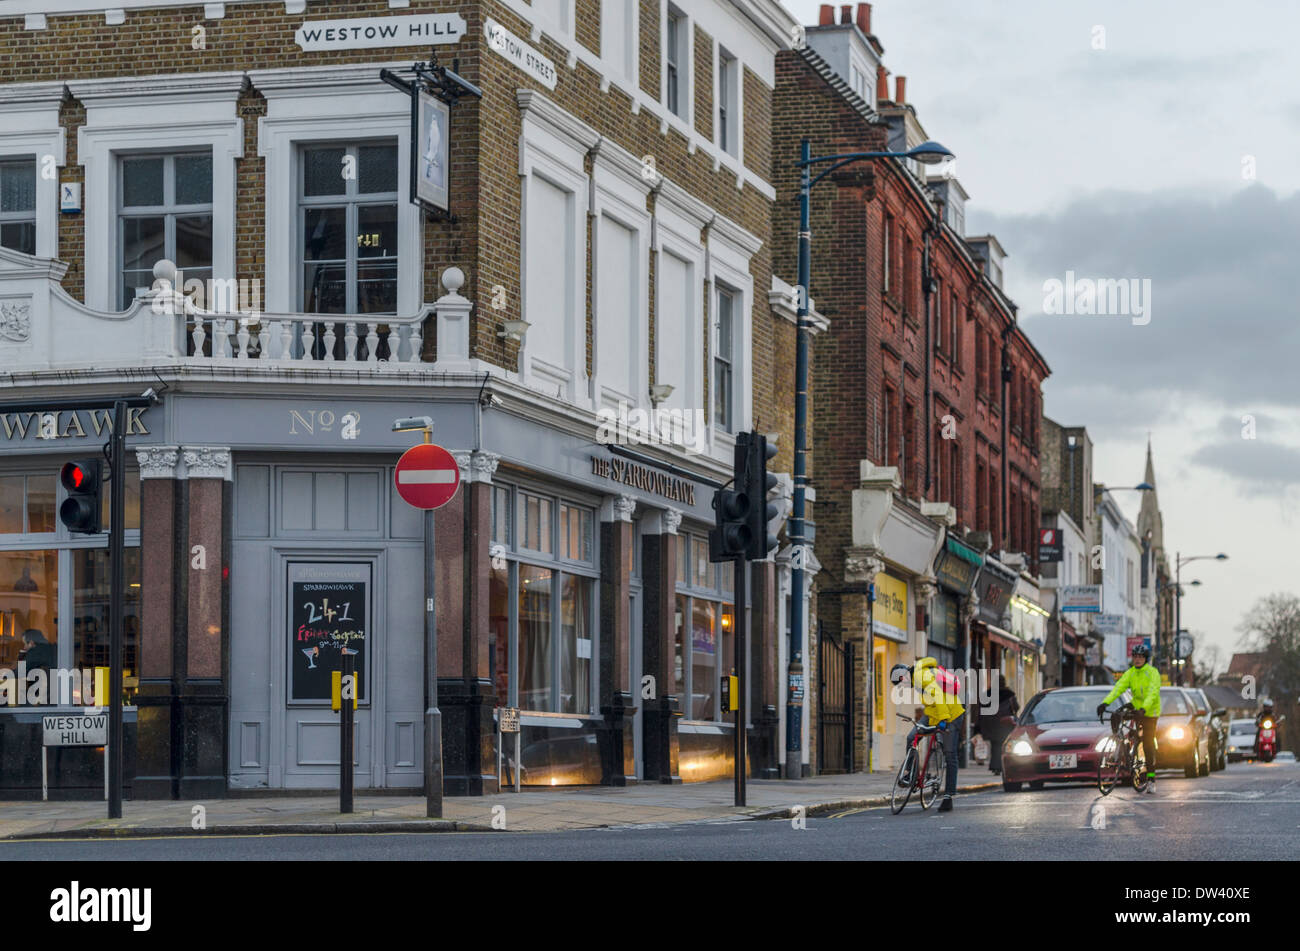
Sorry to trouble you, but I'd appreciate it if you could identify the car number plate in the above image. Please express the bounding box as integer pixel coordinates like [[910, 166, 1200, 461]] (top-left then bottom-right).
[[1048, 754, 1077, 769]]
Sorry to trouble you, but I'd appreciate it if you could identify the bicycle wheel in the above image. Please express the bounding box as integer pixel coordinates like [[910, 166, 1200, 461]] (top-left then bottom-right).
[[921, 739, 946, 809], [1096, 732, 1121, 795], [891, 748, 917, 814]]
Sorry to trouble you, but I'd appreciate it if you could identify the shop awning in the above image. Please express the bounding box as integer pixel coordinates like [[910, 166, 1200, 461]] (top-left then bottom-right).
[[944, 535, 985, 568], [982, 623, 1022, 651]]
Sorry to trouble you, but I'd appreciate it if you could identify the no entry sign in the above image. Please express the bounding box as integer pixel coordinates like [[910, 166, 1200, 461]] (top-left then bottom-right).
[[394, 442, 461, 510]]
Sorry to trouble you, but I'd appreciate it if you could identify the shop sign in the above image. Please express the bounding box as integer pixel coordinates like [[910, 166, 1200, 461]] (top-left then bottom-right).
[[289, 562, 371, 704], [485, 18, 558, 90], [294, 13, 466, 52], [871, 572, 909, 643], [930, 593, 959, 650], [1038, 527, 1063, 562], [935, 549, 978, 593], [1, 407, 149, 442], [1093, 613, 1124, 636], [976, 564, 1016, 624], [1060, 584, 1102, 613], [590, 455, 695, 506]]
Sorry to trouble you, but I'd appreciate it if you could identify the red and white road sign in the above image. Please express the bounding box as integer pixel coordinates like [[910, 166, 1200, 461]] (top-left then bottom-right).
[[394, 442, 461, 510]]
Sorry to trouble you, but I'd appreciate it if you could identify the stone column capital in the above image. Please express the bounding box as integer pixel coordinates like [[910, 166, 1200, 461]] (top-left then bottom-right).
[[179, 446, 232, 480], [843, 547, 886, 584], [600, 493, 637, 523], [452, 449, 501, 484], [136, 445, 180, 479], [913, 576, 938, 603]]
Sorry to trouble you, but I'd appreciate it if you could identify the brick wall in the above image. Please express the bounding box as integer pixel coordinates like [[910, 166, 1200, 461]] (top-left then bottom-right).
[[693, 25, 712, 140]]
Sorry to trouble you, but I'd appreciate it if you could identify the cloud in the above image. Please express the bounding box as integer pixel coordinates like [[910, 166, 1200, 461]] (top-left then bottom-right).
[[1189, 438, 1300, 491]]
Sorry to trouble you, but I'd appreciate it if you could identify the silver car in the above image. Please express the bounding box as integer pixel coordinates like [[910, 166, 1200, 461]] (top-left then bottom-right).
[[1226, 718, 1256, 762]]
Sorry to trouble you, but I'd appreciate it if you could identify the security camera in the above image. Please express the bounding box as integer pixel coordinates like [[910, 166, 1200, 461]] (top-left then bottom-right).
[[141, 387, 160, 403], [480, 393, 504, 408]]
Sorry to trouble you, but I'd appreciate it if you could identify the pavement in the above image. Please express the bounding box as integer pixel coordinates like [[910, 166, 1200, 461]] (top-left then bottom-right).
[[0, 768, 1003, 839]]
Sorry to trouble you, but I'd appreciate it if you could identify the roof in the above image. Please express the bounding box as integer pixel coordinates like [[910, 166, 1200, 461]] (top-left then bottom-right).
[[794, 46, 885, 127], [1200, 684, 1255, 712], [1226, 652, 1267, 678]]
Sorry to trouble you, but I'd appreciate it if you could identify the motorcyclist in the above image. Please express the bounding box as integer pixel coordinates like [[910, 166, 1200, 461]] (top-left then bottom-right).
[[1097, 643, 1161, 793], [1254, 698, 1276, 756]]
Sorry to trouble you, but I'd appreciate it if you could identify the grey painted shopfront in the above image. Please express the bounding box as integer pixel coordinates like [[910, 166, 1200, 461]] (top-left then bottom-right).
[[2, 386, 781, 798]]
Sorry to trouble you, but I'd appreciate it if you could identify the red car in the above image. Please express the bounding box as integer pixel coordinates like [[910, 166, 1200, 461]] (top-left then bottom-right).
[[1001, 686, 1116, 791]]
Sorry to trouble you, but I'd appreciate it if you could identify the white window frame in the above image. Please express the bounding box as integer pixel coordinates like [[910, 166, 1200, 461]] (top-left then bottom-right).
[[68, 72, 243, 313], [590, 137, 652, 414], [252, 64, 422, 316], [599, 0, 639, 94], [717, 45, 739, 158], [653, 179, 709, 428], [0, 158, 39, 257], [663, 3, 691, 126], [518, 90, 599, 403], [706, 213, 758, 458], [0, 82, 66, 261]]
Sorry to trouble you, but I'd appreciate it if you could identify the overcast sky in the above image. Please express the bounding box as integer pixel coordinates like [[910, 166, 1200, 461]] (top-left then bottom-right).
[[786, 0, 1300, 672]]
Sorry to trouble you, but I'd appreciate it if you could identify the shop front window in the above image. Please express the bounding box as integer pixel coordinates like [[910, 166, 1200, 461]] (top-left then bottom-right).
[[0, 469, 141, 707], [492, 482, 598, 714], [675, 532, 736, 722]]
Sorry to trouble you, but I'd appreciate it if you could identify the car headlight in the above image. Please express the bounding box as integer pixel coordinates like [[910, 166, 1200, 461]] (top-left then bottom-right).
[[1010, 739, 1034, 757], [1167, 726, 1185, 741], [1095, 735, 1116, 753]]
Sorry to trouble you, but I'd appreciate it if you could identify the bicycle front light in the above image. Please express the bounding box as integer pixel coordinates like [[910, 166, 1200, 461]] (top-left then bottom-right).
[[1010, 739, 1034, 757], [1095, 735, 1116, 753]]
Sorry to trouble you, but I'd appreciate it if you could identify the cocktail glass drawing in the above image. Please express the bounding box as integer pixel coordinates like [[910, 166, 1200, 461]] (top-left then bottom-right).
[[302, 646, 319, 669]]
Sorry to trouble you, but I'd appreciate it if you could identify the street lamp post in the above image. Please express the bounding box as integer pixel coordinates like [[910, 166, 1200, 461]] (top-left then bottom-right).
[[787, 137, 953, 780], [1174, 552, 1227, 685]]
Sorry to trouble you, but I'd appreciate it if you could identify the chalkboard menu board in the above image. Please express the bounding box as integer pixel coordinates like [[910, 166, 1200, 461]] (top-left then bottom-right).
[[288, 562, 371, 703]]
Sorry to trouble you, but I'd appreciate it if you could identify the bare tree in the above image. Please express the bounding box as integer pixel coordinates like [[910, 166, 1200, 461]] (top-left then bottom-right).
[[1237, 593, 1300, 751]]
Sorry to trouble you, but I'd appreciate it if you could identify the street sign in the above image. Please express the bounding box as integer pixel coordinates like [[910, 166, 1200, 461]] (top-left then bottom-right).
[[394, 442, 462, 510], [1038, 528, 1062, 562], [42, 713, 107, 747], [499, 707, 520, 733]]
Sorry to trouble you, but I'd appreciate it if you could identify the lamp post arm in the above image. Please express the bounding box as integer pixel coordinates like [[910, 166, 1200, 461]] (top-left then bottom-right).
[[799, 151, 910, 190]]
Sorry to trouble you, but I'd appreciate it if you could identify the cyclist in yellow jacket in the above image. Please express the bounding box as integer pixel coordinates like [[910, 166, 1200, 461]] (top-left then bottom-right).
[[893, 657, 966, 812], [1097, 643, 1162, 793]]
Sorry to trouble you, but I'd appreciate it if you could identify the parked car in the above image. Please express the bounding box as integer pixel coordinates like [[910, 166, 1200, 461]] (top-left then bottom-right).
[[1275, 751, 1297, 764], [1158, 687, 1211, 778], [1187, 687, 1229, 771], [1001, 686, 1115, 792], [1226, 718, 1257, 762]]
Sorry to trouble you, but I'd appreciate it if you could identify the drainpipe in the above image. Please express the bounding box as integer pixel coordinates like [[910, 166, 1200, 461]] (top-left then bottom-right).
[[922, 207, 939, 499], [999, 325, 1012, 552]]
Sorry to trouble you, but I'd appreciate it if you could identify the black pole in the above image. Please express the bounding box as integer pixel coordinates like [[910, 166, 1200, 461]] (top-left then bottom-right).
[[424, 506, 443, 817], [787, 137, 812, 781], [107, 399, 126, 819], [734, 556, 747, 807], [341, 651, 355, 813]]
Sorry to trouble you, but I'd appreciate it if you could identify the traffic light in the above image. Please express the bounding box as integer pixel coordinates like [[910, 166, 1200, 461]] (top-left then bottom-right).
[[709, 484, 750, 561], [59, 459, 103, 534], [737, 431, 780, 560]]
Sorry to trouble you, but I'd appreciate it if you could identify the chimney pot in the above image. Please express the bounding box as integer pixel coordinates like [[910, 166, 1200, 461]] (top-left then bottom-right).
[[841, 5, 852, 25], [819, 4, 834, 26], [895, 75, 906, 103], [876, 64, 890, 102], [856, 2, 872, 35]]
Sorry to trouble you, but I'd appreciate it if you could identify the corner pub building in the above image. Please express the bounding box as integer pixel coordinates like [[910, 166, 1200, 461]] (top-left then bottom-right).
[[0, 0, 810, 798]]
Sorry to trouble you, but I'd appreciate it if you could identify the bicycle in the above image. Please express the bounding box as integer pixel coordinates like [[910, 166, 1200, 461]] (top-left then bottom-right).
[[891, 713, 947, 814], [1096, 695, 1151, 795]]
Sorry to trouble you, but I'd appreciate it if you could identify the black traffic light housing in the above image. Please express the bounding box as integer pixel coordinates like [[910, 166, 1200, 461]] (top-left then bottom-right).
[[59, 458, 103, 534], [709, 431, 780, 562]]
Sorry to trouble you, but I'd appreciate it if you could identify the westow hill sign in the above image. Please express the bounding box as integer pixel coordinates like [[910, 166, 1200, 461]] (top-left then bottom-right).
[[294, 13, 466, 52]]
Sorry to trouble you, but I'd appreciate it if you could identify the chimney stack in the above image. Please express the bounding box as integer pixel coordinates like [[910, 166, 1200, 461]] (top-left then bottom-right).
[[895, 75, 906, 103], [819, 4, 834, 26], [856, 2, 872, 35], [876, 64, 890, 102], [841, 5, 852, 25]]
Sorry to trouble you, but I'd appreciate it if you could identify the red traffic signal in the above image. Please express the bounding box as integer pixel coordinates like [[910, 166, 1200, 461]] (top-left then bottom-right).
[[59, 459, 103, 534]]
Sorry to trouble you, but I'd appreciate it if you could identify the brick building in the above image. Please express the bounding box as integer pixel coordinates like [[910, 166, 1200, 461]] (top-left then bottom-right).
[[0, 0, 807, 798], [773, 3, 1050, 773]]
